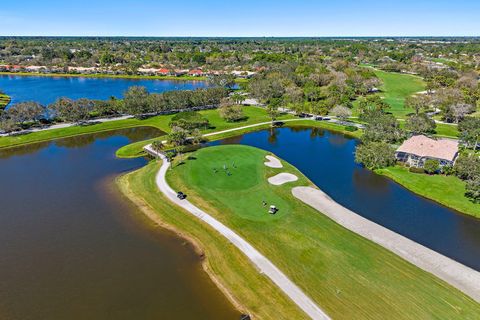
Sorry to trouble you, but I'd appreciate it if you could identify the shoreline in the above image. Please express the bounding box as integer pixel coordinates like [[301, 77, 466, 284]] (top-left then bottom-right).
[[0, 71, 209, 81], [115, 161, 310, 319], [115, 171, 248, 315], [147, 145, 330, 320], [0, 71, 249, 83], [292, 186, 480, 302], [376, 166, 480, 219]]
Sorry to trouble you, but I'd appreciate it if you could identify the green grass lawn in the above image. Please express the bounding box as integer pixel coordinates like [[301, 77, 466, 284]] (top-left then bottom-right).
[[435, 123, 459, 138], [372, 70, 426, 118], [377, 166, 480, 218], [166, 145, 479, 319]]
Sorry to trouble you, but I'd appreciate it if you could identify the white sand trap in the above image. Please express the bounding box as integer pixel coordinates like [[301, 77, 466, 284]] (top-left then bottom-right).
[[268, 173, 298, 185], [292, 186, 480, 303], [264, 155, 283, 168]]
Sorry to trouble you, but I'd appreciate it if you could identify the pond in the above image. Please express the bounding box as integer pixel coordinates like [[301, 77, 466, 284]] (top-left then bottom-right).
[[211, 126, 480, 271], [0, 75, 209, 106], [0, 127, 239, 320]]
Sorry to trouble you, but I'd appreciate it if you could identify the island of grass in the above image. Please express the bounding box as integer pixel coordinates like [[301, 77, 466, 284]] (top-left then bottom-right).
[[377, 166, 480, 218], [119, 144, 480, 319]]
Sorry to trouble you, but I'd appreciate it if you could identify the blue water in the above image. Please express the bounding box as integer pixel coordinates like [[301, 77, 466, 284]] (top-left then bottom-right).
[[0, 75, 209, 106], [212, 127, 480, 271]]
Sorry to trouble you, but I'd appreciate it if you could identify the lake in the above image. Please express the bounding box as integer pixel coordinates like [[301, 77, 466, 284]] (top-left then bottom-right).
[[0, 75, 209, 106], [212, 127, 480, 271], [0, 127, 239, 320]]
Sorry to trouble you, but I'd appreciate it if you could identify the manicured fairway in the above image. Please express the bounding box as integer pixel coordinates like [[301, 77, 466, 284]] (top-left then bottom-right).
[[373, 70, 426, 118], [166, 145, 479, 319], [377, 166, 480, 218]]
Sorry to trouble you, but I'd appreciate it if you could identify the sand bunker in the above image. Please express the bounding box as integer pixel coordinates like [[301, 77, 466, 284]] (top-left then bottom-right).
[[268, 173, 298, 185], [264, 155, 283, 168]]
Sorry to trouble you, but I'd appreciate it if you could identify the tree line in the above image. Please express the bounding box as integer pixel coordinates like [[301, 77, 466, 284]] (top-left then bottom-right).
[[0, 86, 228, 133]]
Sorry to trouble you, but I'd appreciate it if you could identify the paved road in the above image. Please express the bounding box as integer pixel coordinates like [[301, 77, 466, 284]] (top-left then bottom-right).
[[145, 145, 331, 320], [292, 186, 480, 303], [0, 115, 133, 137]]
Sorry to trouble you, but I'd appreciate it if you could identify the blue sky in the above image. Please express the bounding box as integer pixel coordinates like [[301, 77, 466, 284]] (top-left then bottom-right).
[[1, 0, 479, 36]]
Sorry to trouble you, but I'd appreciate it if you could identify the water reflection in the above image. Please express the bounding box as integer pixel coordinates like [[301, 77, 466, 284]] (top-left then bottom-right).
[[0, 127, 239, 320]]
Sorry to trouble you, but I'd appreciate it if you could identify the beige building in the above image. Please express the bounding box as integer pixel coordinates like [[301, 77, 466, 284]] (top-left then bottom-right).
[[395, 135, 459, 168]]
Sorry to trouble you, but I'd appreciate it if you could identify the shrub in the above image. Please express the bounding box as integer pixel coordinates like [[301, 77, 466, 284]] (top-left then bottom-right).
[[441, 165, 454, 175], [409, 167, 425, 174], [424, 159, 440, 174], [344, 125, 358, 132], [465, 177, 480, 203]]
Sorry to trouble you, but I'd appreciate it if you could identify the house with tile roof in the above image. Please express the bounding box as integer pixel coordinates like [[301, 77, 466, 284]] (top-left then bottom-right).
[[395, 135, 459, 168]]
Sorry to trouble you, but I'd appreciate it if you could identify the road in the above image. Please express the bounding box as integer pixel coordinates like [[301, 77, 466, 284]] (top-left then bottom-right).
[[144, 144, 331, 320]]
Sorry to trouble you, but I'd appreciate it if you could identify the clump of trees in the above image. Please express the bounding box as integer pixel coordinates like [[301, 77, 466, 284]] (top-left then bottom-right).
[[458, 117, 480, 151], [355, 141, 396, 170], [330, 105, 352, 123], [219, 98, 245, 122], [169, 111, 210, 130], [405, 113, 436, 135], [122, 86, 228, 117], [0, 86, 228, 133], [454, 154, 480, 202], [247, 62, 379, 117]]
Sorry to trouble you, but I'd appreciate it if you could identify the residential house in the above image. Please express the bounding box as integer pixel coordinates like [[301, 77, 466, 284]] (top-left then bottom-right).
[[395, 135, 459, 168], [188, 69, 204, 77]]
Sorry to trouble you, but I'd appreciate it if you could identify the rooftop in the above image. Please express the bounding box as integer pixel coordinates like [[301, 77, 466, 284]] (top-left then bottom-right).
[[396, 135, 459, 161]]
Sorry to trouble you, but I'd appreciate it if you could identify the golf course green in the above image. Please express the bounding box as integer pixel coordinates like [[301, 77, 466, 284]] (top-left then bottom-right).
[[157, 145, 480, 319]]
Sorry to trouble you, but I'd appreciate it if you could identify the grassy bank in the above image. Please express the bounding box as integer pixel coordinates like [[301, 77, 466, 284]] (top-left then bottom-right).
[[116, 119, 362, 159], [165, 145, 479, 319], [377, 166, 480, 218], [116, 161, 307, 320], [0, 71, 249, 84], [373, 70, 426, 118], [0, 106, 292, 150], [0, 93, 10, 109]]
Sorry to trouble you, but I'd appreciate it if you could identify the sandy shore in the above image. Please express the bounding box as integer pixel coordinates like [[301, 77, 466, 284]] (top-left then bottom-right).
[[292, 186, 480, 302]]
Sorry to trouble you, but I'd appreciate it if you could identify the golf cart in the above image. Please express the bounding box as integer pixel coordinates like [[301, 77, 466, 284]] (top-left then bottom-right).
[[176, 191, 187, 200], [269, 205, 278, 214]]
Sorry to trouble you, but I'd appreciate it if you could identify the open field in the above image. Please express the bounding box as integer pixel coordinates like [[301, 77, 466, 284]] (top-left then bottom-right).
[[165, 145, 480, 319], [377, 166, 480, 218]]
